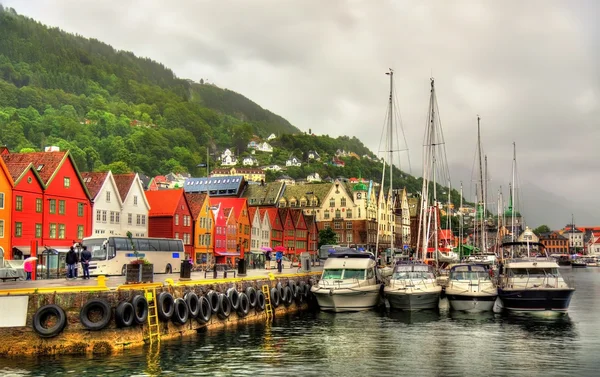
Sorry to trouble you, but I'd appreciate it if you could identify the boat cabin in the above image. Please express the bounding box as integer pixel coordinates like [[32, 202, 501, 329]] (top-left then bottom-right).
[[391, 263, 436, 280], [320, 248, 376, 282], [449, 264, 491, 281]]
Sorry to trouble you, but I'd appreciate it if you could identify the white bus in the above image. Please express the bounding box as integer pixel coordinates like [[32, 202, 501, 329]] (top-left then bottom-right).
[[82, 236, 185, 276]]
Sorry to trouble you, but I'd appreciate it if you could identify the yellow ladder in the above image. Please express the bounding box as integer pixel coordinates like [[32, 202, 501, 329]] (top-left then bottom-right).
[[262, 285, 273, 322], [145, 288, 161, 344]]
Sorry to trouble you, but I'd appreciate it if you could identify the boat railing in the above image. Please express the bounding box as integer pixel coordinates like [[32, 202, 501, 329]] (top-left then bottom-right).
[[502, 274, 574, 289], [391, 277, 437, 289], [448, 277, 494, 293], [319, 277, 368, 289]]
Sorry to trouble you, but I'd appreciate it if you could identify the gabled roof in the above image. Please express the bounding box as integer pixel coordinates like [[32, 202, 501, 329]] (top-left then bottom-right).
[[113, 173, 136, 201], [281, 182, 332, 206], [248, 206, 258, 224], [290, 209, 307, 229], [184, 175, 245, 197], [4, 161, 42, 187], [209, 197, 248, 220], [81, 171, 109, 199], [2, 150, 91, 199], [185, 192, 208, 219], [262, 207, 283, 231], [241, 181, 285, 206], [146, 189, 185, 216]]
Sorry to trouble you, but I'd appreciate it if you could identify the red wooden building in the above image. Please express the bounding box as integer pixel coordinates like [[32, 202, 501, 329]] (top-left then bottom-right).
[[261, 208, 283, 249], [290, 208, 308, 255], [145, 189, 193, 256]]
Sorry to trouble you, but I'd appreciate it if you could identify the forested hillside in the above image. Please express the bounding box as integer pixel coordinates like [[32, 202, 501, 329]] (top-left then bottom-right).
[[0, 5, 464, 207]]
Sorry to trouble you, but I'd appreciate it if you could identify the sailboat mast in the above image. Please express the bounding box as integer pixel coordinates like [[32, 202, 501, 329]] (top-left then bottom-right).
[[376, 159, 385, 261], [459, 182, 463, 260], [388, 69, 395, 257], [477, 116, 485, 253], [511, 142, 516, 243], [484, 154, 488, 252], [430, 79, 439, 266]]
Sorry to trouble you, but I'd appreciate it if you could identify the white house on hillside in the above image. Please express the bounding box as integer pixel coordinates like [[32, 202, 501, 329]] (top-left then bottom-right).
[[307, 172, 321, 182], [286, 156, 301, 167], [256, 142, 273, 153], [242, 156, 258, 166], [267, 133, 277, 141], [81, 171, 123, 236], [220, 149, 237, 166], [114, 173, 150, 237]]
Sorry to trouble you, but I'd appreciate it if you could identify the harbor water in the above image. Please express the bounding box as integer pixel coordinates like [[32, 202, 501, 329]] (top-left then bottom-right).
[[2, 268, 600, 376]]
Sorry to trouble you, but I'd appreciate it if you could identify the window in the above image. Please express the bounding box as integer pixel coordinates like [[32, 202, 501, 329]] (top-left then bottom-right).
[[0, 220, 3, 237], [115, 212, 120, 224], [110, 211, 115, 224], [346, 233, 353, 243], [175, 232, 180, 239], [102, 210, 107, 223], [58, 224, 65, 239], [133, 195, 138, 205], [15, 222, 22, 237], [35, 223, 42, 238], [175, 214, 179, 226], [128, 213, 132, 225], [141, 215, 146, 225], [346, 222, 353, 229], [49, 199, 56, 214], [136, 214, 141, 226], [324, 211, 330, 219], [15, 196, 23, 211], [59, 200, 66, 215], [106, 191, 111, 202], [0, 193, 3, 208], [49, 223, 57, 239], [78, 203, 84, 217], [64, 177, 70, 188], [346, 209, 352, 218], [96, 210, 101, 221], [329, 198, 335, 207], [341, 198, 346, 207], [335, 209, 341, 218]]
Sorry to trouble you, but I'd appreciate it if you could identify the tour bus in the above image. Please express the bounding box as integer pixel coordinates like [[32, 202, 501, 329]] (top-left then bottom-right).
[[82, 236, 185, 276]]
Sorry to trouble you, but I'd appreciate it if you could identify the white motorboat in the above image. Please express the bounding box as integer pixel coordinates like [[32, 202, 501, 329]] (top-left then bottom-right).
[[445, 264, 498, 313], [311, 249, 382, 312], [384, 262, 442, 311]]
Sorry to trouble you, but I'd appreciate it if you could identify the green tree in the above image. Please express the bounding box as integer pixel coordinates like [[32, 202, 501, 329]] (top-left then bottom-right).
[[318, 228, 338, 248], [533, 225, 551, 235]]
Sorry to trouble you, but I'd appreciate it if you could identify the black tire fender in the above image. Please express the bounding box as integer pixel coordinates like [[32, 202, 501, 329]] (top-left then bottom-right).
[[237, 292, 250, 317], [245, 286, 257, 308], [207, 290, 219, 314], [131, 295, 148, 325], [115, 301, 135, 328], [270, 287, 280, 307], [184, 292, 200, 319], [80, 299, 111, 331], [157, 291, 175, 321], [288, 280, 298, 299], [280, 283, 288, 303], [197, 295, 212, 323], [172, 298, 189, 325], [217, 293, 231, 320], [227, 287, 240, 311], [283, 286, 293, 306], [256, 290, 266, 311], [276, 282, 283, 298], [32, 304, 67, 338]]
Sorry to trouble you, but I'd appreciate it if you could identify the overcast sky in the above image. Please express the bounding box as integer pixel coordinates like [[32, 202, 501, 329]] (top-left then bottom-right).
[[3, 0, 599, 229]]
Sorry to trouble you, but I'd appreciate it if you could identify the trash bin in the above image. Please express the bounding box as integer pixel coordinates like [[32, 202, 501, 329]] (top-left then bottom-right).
[[300, 252, 311, 272], [180, 260, 192, 280], [238, 258, 247, 276]]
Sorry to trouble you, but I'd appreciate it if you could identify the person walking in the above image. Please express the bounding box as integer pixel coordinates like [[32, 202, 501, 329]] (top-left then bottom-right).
[[66, 246, 78, 279], [275, 250, 283, 273], [80, 245, 92, 280], [265, 250, 272, 270]]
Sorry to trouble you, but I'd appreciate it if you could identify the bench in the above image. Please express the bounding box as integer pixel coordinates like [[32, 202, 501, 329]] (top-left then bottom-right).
[[204, 263, 237, 279], [0, 276, 20, 282]]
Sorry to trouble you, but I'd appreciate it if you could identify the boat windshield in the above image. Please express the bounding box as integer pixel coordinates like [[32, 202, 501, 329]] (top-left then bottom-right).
[[451, 271, 490, 280], [392, 271, 435, 280], [508, 268, 559, 276], [322, 268, 366, 280]]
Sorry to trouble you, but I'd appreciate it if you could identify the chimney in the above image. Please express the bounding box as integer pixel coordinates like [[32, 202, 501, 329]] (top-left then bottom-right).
[[44, 146, 60, 152]]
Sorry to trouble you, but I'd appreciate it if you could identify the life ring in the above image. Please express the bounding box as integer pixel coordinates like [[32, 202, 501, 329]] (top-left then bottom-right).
[[288, 280, 298, 299], [237, 292, 250, 317], [245, 286, 257, 308], [283, 286, 293, 306], [172, 298, 189, 325], [270, 287, 280, 307], [217, 293, 231, 320], [256, 290, 266, 311], [206, 290, 219, 314], [157, 291, 175, 321], [184, 292, 200, 319], [131, 295, 148, 325], [197, 295, 212, 323], [227, 288, 240, 311], [80, 299, 111, 331], [32, 304, 67, 338], [115, 301, 135, 328]]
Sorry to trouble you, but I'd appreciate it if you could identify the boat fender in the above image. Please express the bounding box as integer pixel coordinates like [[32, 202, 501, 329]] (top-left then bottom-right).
[[279, 284, 288, 303], [80, 299, 111, 331], [329, 288, 334, 296], [206, 290, 219, 314], [288, 280, 298, 299], [237, 292, 250, 317], [172, 298, 189, 325], [276, 282, 284, 298], [245, 286, 257, 308], [131, 295, 148, 324], [283, 286, 294, 306], [256, 290, 266, 311], [217, 293, 231, 320], [197, 296, 212, 323], [32, 304, 67, 338], [270, 287, 280, 307], [303, 283, 310, 298], [157, 291, 175, 321], [115, 301, 135, 328], [184, 292, 200, 319], [227, 287, 240, 311], [294, 285, 304, 303]]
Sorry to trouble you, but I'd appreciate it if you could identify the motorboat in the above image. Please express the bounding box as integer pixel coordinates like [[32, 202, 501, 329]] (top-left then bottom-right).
[[497, 242, 575, 314], [311, 248, 383, 312], [445, 264, 498, 313], [570, 258, 587, 268], [585, 256, 599, 267], [383, 262, 442, 311]]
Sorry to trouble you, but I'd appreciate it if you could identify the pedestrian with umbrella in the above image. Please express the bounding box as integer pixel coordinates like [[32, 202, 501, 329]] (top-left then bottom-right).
[[23, 257, 37, 280], [261, 246, 273, 270], [275, 246, 285, 273]]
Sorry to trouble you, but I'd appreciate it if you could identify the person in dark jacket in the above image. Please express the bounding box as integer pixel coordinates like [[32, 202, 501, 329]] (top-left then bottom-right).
[[66, 246, 79, 279], [80, 245, 92, 279]]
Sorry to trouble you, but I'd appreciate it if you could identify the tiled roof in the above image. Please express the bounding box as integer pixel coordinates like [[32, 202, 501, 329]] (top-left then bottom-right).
[[290, 209, 306, 229], [2, 151, 67, 184], [223, 207, 233, 220], [4, 161, 30, 182], [262, 208, 282, 230], [248, 206, 258, 223], [185, 192, 208, 219], [209, 198, 247, 220], [80, 171, 108, 199], [241, 182, 285, 206], [113, 173, 135, 201], [281, 183, 332, 207], [146, 189, 185, 216]]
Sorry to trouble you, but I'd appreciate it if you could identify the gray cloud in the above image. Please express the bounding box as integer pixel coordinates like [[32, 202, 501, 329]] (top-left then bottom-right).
[[3, 0, 599, 228]]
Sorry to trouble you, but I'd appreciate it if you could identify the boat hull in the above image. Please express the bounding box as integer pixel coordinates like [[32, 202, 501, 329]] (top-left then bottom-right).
[[311, 285, 382, 312], [384, 287, 441, 311], [446, 293, 497, 313], [498, 288, 575, 313]]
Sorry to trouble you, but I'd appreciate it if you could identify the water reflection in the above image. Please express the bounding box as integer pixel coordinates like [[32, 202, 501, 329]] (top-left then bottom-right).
[[501, 313, 577, 339], [385, 309, 441, 324]]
